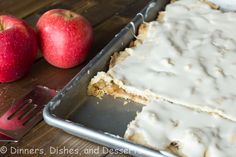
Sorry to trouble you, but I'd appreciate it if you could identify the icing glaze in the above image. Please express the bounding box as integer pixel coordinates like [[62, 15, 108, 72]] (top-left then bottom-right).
[[125, 100, 236, 157], [209, 0, 236, 11], [108, 0, 236, 121]]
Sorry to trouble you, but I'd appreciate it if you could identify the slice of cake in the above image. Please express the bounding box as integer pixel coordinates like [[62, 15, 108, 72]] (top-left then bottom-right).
[[124, 99, 236, 157], [88, 0, 236, 121]]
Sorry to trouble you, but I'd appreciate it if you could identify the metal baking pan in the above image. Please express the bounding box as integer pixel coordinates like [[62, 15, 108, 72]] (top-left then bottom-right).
[[43, 0, 175, 157]]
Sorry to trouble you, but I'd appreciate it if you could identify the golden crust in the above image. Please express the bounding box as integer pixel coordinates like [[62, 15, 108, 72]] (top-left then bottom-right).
[[111, 23, 148, 66], [88, 76, 148, 104], [125, 132, 150, 146], [109, 51, 130, 69], [109, 23, 147, 69], [133, 23, 148, 47], [157, 11, 165, 22]]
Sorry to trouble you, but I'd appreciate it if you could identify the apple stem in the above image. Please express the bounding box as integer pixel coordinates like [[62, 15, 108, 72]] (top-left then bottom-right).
[[55, 12, 76, 20], [0, 23, 4, 31], [67, 13, 73, 18], [64, 12, 75, 20]]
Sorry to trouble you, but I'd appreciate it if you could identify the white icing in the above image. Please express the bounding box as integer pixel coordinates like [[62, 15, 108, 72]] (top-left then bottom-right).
[[124, 100, 236, 157], [209, 0, 236, 11], [108, 0, 236, 121]]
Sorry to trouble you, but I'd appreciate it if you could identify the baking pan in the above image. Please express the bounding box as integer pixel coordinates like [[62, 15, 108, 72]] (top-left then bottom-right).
[[43, 0, 175, 157]]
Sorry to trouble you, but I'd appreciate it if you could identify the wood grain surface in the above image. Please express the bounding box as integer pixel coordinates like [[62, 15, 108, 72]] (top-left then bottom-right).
[[0, 0, 148, 157]]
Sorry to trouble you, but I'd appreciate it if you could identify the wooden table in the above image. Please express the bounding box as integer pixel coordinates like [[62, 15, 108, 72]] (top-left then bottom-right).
[[0, 0, 148, 156]]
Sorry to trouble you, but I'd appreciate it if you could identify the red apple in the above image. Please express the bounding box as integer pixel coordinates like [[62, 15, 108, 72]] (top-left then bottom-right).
[[0, 15, 38, 83], [36, 9, 93, 69]]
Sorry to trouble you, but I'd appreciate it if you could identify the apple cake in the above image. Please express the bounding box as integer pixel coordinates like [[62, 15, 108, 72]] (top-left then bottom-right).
[[125, 100, 236, 157], [88, 0, 236, 156]]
